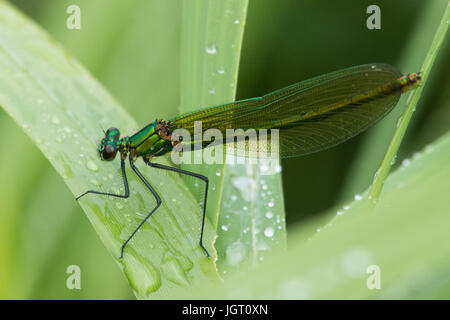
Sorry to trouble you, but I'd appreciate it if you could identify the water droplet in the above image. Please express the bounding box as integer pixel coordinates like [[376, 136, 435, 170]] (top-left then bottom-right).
[[63, 126, 72, 134], [402, 158, 411, 167], [391, 155, 397, 165], [90, 179, 100, 187], [264, 226, 275, 237], [221, 225, 228, 231], [86, 159, 98, 172], [354, 194, 363, 201], [268, 200, 274, 207], [217, 67, 225, 74], [234, 19, 240, 24], [206, 44, 217, 54], [51, 115, 60, 125], [265, 211, 273, 219], [337, 210, 343, 216], [216, 171, 221, 176], [208, 88, 216, 94], [343, 205, 350, 210], [231, 195, 237, 201]]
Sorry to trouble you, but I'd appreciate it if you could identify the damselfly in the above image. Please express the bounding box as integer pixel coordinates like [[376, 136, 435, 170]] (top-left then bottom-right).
[[76, 63, 421, 258]]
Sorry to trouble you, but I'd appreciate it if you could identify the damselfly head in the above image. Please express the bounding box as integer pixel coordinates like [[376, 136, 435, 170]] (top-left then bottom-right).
[[98, 127, 120, 161]]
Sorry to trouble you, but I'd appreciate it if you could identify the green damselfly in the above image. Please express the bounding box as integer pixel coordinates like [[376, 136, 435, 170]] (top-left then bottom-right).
[[76, 63, 421, 258]]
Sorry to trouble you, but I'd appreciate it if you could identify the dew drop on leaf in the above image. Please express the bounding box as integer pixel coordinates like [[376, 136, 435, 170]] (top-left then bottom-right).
[[86, 159, 98, 172], [206, 44, 217, 54], [264, 226, 275, 238]]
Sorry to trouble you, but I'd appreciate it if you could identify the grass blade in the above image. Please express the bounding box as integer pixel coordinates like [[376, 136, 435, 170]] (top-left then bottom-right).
[[180, 0, 287, 276], [367, 1, 449, 206], [339, 0, 449, 202], [0, 1, 219, 299], [185, 130, 450, 298]]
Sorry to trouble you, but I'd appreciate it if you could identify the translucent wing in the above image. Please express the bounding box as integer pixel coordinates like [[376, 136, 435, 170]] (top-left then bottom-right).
[[170, 63, 404, 158]]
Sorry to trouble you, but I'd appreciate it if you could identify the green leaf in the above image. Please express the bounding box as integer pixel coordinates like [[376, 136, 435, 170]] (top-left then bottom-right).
[[1, 0, 179, 300], [185, 130, 450, 298], [0, 1, 218, 299], [339, 0, 449, 201], [368, 1, 449, 205], [180, 0, 287, 276]]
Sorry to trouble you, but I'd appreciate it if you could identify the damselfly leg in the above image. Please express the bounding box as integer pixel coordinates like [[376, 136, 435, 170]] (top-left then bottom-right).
[[145, 160, 210, 257], [76, 157, 130, 200]]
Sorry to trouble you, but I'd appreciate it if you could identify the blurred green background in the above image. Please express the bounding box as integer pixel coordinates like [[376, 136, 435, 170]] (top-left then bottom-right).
[[0, 0, 448, 299]]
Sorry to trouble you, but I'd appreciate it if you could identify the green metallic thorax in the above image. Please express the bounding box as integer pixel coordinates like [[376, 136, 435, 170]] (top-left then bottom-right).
[[126, 120, 174, 158]]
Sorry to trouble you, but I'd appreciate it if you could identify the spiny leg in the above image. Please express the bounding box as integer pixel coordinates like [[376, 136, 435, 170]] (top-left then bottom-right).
[[145, 160, 210, 258], [120, 157, 162, 259], [76, 157, 130, 200]]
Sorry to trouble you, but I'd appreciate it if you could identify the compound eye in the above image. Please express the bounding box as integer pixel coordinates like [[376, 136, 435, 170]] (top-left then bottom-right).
[[106, 127, 120, 139], [101, 144, 117, 161]]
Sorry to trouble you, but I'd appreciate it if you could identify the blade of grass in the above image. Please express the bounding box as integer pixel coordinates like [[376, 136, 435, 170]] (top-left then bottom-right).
[[0, 1, 219, 299], [339, 0, 449, 202], [184, 130, 450, 298], [367, 1, 449, 206], [180, 0, 287, 277], [2, 0, 179, 299], [0, 113, 48, 298]]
